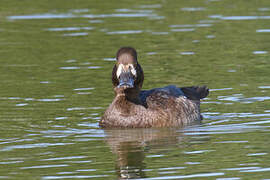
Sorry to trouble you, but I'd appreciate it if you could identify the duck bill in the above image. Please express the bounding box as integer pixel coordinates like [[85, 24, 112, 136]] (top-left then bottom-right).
[[118, 71, 134, 88]]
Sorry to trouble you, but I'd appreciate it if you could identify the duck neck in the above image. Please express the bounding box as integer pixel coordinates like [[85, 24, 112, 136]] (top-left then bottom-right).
[[115, 87, 142, 105], [125, 88, 141, 105]]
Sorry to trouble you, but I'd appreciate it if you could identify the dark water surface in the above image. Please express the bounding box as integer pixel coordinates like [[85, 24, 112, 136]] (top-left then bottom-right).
[[1, 0, 270, 179]]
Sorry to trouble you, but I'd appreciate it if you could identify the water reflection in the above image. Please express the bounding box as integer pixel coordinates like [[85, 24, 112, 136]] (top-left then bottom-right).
[[104, 128, 184, 179]]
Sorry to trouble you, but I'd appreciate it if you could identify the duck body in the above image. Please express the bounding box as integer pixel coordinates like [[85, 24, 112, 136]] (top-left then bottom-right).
[[100, 47, 209, 128]]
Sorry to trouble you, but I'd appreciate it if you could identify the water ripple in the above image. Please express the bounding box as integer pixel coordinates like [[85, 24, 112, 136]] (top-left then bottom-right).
[[73, 87, 94, 91], [41, 156, 87, 161], [38, 98, 63, 102], [8, 13, 75, 20], [217, 94, 270, 103], [21, 164, 69, 169], [181, 7, 206, 11], [247, 153, 267, 156], [139, 172, 224, 179], [209, 15, 270, 20], [69, 9, 90, 13], [171, 28, 195, 32], [63, 32, 88, 36], [0, 160, 24, 164], [183, 150, 214, 154], [47, 27, 94, 31], [8, 12, 163, 21], [210, 88, 233, 91], [151, 32, 169, 35], [106, 30, 143, 34], [180, 52, 195, 55], [16, 103, 28, 106], [103, 58, 116, 61], [182, 123, 263, 135], [256, 29, 270, 33], [253, 51, 268, 54], [240, 167, 270, 172], [115, 9, 153, 13], [259, 86, 270, 89], [258, 8, 270, 11], [159, 167, 186, 170], [138, 4, 162, 9], [42, 175, 109, 179], [170, 24, 212, 28], [1, 143, 74, 152], [82, 13, 160, 18]]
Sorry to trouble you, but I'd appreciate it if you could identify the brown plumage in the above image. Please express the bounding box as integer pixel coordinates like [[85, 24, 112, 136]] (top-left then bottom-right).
[[100, 47, 209, 128]]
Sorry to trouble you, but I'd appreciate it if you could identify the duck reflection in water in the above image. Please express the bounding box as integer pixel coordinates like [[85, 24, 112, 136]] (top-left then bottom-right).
[[104, 128, 190, 179], [100, 47, 209, 128]]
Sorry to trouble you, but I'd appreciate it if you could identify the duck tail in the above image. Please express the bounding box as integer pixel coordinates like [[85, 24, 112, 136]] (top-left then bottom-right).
[[181, 86, 209, 100], [196, 85, 209, 99]]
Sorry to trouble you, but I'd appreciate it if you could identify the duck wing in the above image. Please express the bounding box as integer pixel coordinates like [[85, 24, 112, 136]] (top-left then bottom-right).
[[139, 85, 185, 106], [140, 85, 209, 105]]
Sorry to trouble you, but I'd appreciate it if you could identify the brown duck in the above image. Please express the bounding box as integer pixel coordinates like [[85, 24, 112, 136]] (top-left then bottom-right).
[[100, 47, 209, 128]]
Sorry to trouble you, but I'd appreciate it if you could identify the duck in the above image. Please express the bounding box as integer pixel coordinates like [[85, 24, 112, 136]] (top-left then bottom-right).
[[100, 47, 209, 128]]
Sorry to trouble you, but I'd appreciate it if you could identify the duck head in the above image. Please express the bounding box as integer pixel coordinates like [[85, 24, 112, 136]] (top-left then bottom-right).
[[112, 47, 144, 93]]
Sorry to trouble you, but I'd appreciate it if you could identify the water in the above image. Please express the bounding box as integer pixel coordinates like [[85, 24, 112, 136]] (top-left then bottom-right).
[[1, 0, 270, 179]]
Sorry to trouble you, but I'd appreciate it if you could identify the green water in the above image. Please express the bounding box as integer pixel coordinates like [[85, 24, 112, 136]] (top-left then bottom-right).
[[1, 0, 270, 179]]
